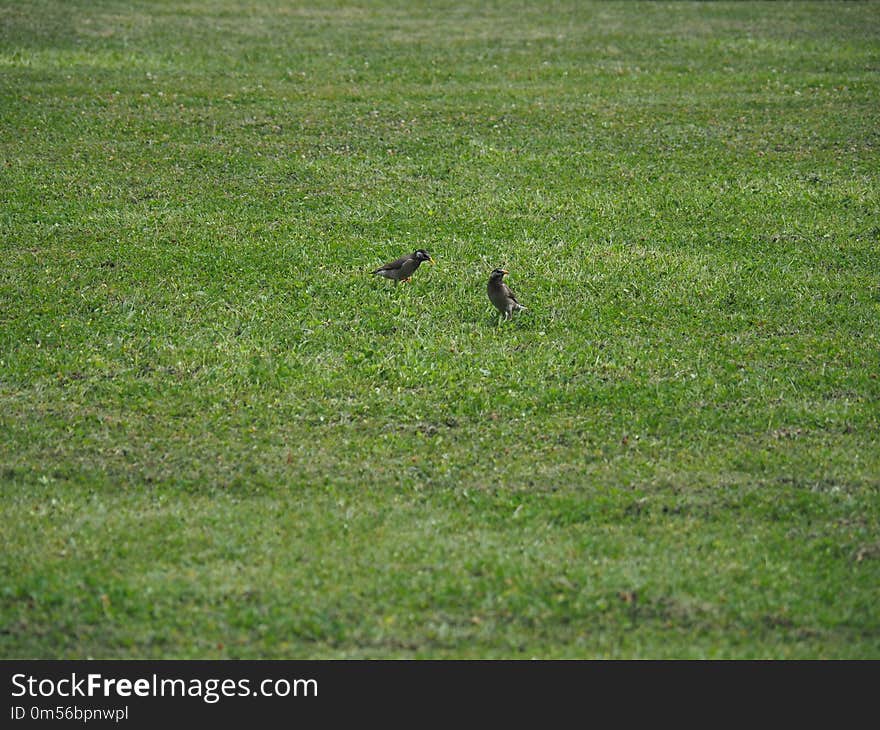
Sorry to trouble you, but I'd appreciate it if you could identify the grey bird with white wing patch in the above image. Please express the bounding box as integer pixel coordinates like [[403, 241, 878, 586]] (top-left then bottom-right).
[[371, 249, 434, 283]]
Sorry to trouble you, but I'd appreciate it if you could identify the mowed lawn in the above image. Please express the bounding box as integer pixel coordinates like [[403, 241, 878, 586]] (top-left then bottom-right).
[[1, 1, 878, 658]]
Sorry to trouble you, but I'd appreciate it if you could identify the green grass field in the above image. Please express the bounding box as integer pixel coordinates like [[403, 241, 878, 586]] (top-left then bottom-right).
[[1, 0, 878, 658]]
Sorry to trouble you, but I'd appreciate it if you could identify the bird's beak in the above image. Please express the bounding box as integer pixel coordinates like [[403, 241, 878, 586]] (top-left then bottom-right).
[[428, 256, 435, 265], [501, 269, 509, 275]]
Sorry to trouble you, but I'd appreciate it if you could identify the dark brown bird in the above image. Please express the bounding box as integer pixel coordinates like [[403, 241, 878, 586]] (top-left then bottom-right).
[[371, 249, 434, 283], [487, 268, 526, 320]]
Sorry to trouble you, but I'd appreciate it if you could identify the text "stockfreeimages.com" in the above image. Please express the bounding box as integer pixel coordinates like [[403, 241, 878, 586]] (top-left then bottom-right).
[[10, 673, 317, 705]]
